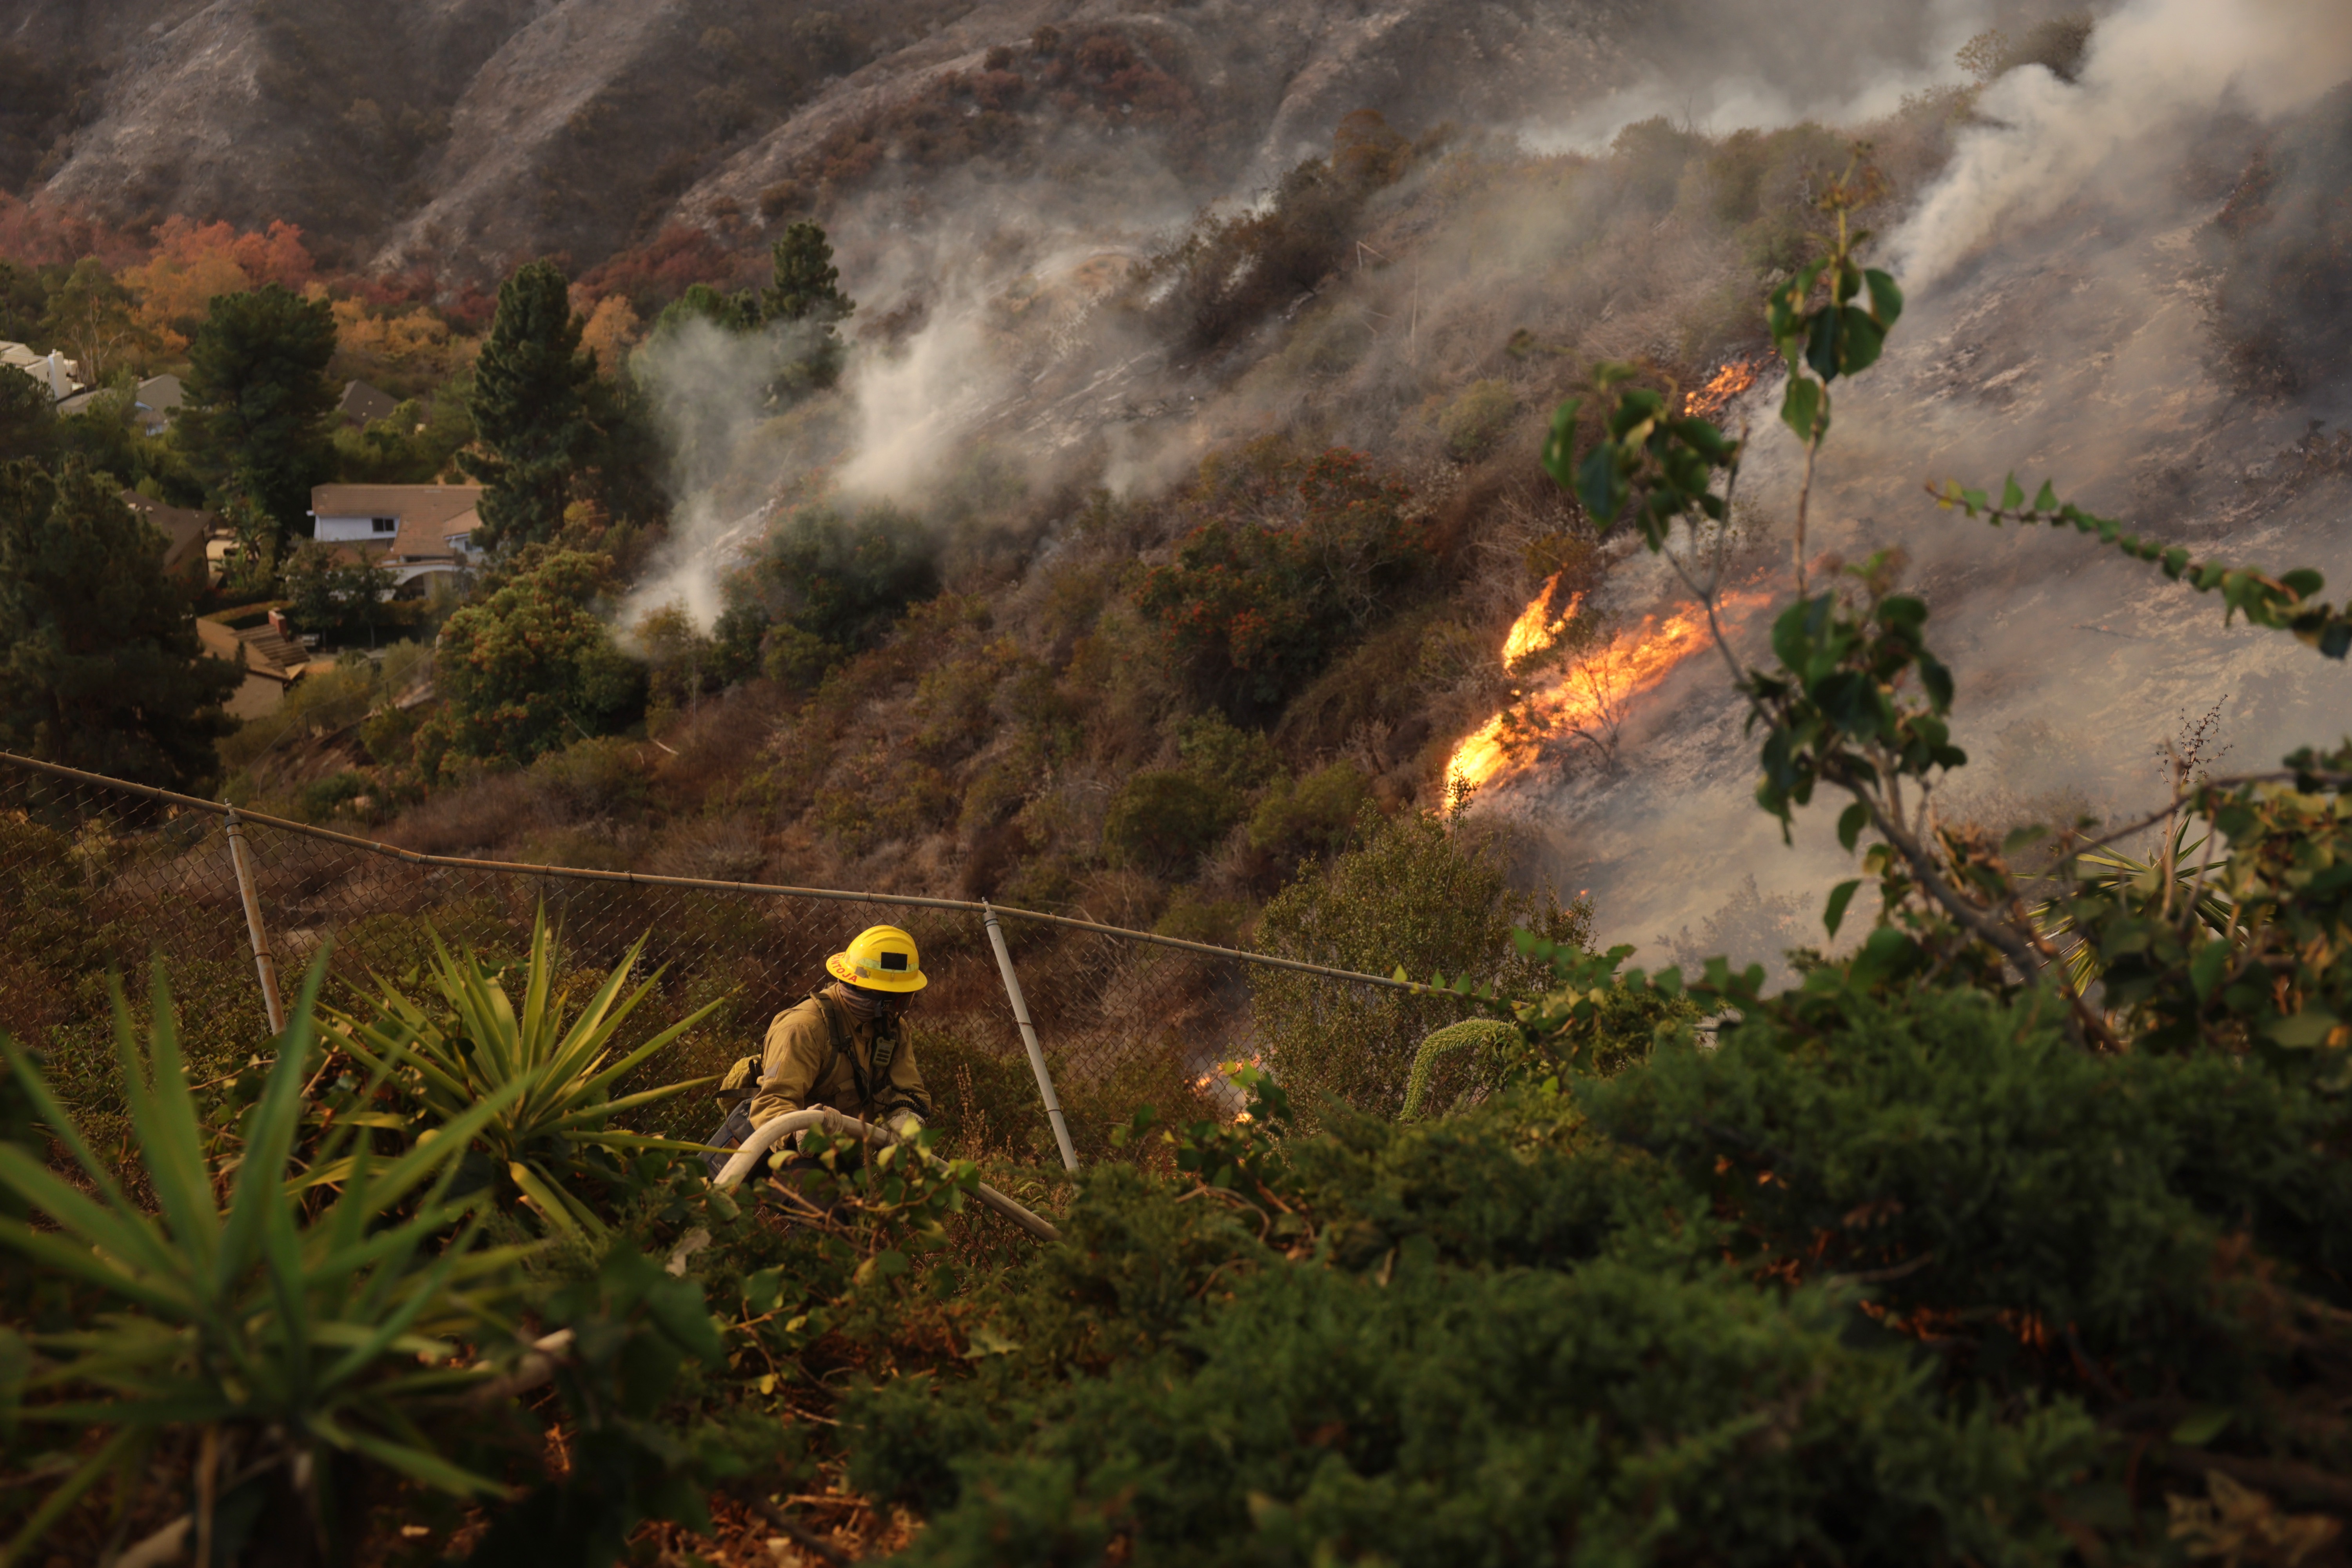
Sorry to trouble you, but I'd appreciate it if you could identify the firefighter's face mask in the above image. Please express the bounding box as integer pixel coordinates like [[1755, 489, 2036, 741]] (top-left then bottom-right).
[[838, 982, 913, 1022]]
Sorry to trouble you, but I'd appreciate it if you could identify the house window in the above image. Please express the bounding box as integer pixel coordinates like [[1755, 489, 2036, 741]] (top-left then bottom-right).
[[371, 516, 398, 534]]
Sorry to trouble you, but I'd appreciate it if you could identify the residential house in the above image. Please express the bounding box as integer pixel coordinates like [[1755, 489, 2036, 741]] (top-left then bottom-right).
[[118, 490, 213, 587], [338, 379, 400, 427], [63, 374, 187, 433], [0, 341, 83, 402], [134, 373, 183, 436], [309, 482, 484, 590], [195, 612, 314, 721]]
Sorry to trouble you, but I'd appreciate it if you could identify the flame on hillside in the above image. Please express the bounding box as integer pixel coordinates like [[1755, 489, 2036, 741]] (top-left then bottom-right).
[[1446, 586, 1768, 795], [1684, 358, 1764, 421], [1503, 572, 1579, 666], [1439, 357, 1771, 794]]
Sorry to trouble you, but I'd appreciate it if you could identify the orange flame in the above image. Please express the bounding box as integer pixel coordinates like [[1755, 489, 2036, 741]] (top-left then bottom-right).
[[1446, 591, 1768, 795], [1503, 573, 1579, 667], [1684, 358, 1763, 421]]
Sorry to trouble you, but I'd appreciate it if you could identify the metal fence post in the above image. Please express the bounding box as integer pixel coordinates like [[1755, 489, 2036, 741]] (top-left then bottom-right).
[[982, 900, 1078, 1171], [222, 809, 287, 1036]]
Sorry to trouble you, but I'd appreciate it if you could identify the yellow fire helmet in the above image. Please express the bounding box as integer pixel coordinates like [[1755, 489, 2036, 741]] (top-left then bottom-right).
[[825, 924, 927, 993]]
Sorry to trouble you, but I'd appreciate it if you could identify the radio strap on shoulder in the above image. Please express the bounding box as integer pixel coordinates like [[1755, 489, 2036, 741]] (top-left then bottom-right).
[[814, 989, 869, 1109]]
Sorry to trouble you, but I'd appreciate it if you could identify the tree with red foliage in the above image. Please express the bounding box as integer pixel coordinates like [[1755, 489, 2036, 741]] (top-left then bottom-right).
[[575, 225, 747, 318], [122, 216, 316, 335], [1136, 448, 1434, 716]]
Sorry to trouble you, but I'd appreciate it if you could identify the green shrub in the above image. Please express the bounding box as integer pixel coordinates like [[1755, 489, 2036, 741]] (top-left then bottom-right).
[[1101, 770, 1238, 876], [1134, 449, 1434, 717], [412, 549, 645, 778], [1581, 980, 2352, 1400], [1610, 114, 1707, 212], [219, 641, 430, 775], [1435, 378, 1519, 460], [359, 700, 421, 765], [530, 733, 652, 820], [1251, 800, 1584, 1117], [294, 768, 373, 822], [0, 964, 537, 1563], [321, 909, 719, 1235], [1152, 889, 1248, 946], [737, 501, 940, 681], [844, 1093, 2112, 1567], [1169, 709, 1274, 786], [1246, 761, 1374, 877]]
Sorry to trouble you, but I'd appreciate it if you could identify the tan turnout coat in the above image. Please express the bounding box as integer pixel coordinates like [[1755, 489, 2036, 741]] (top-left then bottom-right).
[[746, 985, 931, 1131]]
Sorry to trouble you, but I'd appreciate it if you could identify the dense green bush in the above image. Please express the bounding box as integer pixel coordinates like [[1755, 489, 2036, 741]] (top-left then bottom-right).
[[737, 502, 941, 686], [1135, 448, 1434, 717], [412, 548, 645, 777], [1252, 800, 1585, 1118], [1435, 378, 1519, 460], [1584, 982, 2352, 1405], [1245, 760, 1374, 878], [840, 1062, 2112, 1567], [1102, 770, 1238, 875]]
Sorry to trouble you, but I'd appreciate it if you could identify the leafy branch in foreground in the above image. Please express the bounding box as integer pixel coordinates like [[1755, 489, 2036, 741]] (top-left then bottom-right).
[[321, 907, 722, 1236], [0, 959, 536, 1567], [1765, 150, 1899, 593], [1531, 126, 2352, 1057], [1538, 162, 2084, 1031], [1930, 476, 2352, 659]]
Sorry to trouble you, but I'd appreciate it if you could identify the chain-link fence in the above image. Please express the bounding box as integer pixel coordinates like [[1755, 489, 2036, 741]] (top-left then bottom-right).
[[0, 751, 1470, 1164]]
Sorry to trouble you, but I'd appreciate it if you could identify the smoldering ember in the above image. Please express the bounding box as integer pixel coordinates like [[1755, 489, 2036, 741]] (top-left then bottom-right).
[[2, 1, 2350, 1563]]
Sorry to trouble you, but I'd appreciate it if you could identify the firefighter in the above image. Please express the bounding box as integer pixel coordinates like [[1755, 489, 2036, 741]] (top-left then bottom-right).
[[704, 924, 932, 1179]]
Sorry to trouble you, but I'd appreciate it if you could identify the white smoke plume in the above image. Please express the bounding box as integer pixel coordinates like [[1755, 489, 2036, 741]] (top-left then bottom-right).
[[1890, 0, 2352, 289], [1525, 0, 1995, 154], [614, 314, 797, 637]]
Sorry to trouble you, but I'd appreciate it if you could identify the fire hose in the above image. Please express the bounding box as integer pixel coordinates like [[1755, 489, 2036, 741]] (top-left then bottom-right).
[[712, 1106, 1062, 1244]]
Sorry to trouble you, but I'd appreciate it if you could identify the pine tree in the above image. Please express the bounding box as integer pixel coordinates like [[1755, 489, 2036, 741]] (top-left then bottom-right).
[[0, 258, 45, 343], [460, 261, 598, 555], [176, 284, 338, 541], [0, 367, 55, 466], [760, 221, 856, 392], [0, 460, 239, 789]]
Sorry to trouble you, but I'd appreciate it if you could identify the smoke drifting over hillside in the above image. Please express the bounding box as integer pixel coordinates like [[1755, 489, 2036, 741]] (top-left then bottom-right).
[[1892, 0, 2352, 289], [621, 0, 2351, 977], [1552, 0, 2352, 975], [1528, 0, 1991, 151]]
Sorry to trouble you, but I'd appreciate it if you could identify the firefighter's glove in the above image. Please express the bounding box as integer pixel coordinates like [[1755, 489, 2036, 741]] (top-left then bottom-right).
[[888, 1111, 925, 1145], [716, 1054, 758, 1108]]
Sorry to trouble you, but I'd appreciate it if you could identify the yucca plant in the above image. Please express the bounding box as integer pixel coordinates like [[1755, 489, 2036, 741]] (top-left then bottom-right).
[[2031, 819, 2238, 992], [0, 959, 535, 1567], [321, 908, 722, 1236]]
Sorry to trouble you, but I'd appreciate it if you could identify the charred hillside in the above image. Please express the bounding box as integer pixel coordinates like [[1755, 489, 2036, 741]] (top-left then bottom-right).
[[11, 0, 1999, 279]]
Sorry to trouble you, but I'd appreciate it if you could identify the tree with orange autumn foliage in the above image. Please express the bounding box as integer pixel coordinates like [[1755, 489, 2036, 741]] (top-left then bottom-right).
[[328, 296, 471, 397], [119, 216, 316, 344]]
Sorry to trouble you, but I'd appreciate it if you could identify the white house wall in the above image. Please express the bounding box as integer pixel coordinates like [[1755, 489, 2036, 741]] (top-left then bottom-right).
[[315, 515, 397, 543]]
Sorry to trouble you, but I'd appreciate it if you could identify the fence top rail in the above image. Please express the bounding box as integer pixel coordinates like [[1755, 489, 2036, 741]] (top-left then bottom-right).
[[0, 750, 1481, 1001]]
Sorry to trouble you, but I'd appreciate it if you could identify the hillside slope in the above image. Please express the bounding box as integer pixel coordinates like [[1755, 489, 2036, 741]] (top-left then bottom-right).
[[13, 0, 1976, 277]]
